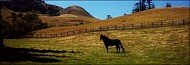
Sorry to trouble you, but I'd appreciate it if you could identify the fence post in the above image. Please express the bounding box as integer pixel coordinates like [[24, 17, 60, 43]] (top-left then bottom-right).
[[107, 26, 109, 30], [60, 33, 63, 37], [66, 32, 68, 36], [141, 23, 143, 29], [151, 22, 154, 28], [92, 28, 94, 32], [114, 25, 117, 30], [161, 21, 163, 27], [132, 24, 134, 29], [123, 24, 125, 30], [72, 31, 74, 35], [85, 28, 87, 33], [100, 26, 102, 31], [171, 21, 174, 25], [56, 34, 58, 37], [182, 19, 185, 25]]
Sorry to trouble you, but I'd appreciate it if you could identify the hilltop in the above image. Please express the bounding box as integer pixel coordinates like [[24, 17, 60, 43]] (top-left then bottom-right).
[[0, 6, 99, 27], [60, 5, 94, 18], [0, 0, 93, 17], [33, 7, 190, 34]]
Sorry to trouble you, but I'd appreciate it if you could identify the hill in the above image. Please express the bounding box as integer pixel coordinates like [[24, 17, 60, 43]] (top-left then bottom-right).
[[60, 5, 94, 18], [0, 0, 93, 17], [33, 7, 190, 34], [1, 0, 62, 15], [39, 14, 99, 27], [104, 7, 189, 25], [0, 6, 99, 27]]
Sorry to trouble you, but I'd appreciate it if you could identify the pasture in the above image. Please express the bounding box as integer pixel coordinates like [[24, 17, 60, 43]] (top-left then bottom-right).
[[1, 25, 189, 64]]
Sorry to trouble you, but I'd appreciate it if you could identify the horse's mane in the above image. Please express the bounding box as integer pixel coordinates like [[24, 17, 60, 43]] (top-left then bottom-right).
[[101, 35, 108, 39], [100, 35, 112, 41]]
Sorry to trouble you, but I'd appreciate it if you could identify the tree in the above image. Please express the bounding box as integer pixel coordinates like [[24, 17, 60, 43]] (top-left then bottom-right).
[[132, 2, 140, 13], [132, 0, 155, 13], [0, 4, 5, 49], [152, 3, 155, 8], [23, 13, 48, 31], [107, 15, 112, 19], [0, 4, 48, 48], [9, 17, 28, 37], [166, 2, 172, 7], [140, 0, 146, 11], [1, 12, 48, 39], [0, 11, 10, 49], [147, 0, 155, 9], [0, 13, 4, 49]]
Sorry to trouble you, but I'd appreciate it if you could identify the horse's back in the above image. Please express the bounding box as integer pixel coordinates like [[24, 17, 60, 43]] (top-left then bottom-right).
[[114, 39, 121, 43]]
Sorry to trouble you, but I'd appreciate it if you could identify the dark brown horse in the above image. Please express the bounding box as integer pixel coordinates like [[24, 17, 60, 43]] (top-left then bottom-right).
[[100, 35, 125, 53]]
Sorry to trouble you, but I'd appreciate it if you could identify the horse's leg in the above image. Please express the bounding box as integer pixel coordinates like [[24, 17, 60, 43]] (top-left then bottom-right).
[[116, 45, 119, 53], [115, 46, 118, 53], [118, 45, 120, 53], [106, 46, 108, 53], [118, 46, 120, 53]]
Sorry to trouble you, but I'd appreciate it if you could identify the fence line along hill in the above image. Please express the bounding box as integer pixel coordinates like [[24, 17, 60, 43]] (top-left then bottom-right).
[[33, 7, 189, 34], [24, 18, 190, 38], [32, 7, 189, 35]]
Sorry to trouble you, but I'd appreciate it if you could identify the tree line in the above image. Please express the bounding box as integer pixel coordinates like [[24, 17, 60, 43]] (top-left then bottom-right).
[[0, 6, 48, 48], [132, 0, 155, 13], [132, 0, 172, 13], [107, 0, 172, 19]]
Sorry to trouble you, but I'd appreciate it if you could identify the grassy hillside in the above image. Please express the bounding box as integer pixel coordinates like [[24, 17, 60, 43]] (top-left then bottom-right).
[[2, 25, 189, 64], [1, 7, 16, 22], [39, 14, 100, 27], [33, 7, 190, 34], [0, 7, 99, 28], [105, 7, 189, 25]]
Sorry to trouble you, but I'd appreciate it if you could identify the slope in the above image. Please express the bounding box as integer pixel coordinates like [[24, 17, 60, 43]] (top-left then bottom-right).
[[33, 7, 190, 34], [0, 6, 99, 28], [39, 14, 99, 27]]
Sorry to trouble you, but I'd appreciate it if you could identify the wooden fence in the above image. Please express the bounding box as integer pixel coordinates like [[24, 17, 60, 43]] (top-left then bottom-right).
[[23, 19, 190, 38]]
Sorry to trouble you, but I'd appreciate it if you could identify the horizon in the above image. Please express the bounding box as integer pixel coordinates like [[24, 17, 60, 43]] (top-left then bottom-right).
[[45, 1, 189, 20]]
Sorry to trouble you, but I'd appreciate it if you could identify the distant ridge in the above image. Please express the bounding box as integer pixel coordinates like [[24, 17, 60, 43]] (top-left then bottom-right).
[[0, 0, 94, 17], [60, 5, 94, 18]]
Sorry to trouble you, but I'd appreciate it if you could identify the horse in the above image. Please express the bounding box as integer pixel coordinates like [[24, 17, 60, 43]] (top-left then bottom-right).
[[100, 35, 125, 53]]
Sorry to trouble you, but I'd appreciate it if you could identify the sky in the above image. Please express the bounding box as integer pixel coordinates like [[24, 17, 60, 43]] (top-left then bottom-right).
[[45, 0, 189, 20]]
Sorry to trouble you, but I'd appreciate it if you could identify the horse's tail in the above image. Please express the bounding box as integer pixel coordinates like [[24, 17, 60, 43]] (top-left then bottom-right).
[[115, 39, 125, 53]]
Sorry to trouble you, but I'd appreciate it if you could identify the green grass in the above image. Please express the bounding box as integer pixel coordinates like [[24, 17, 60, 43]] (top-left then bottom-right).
[[1, 25, 189, 64]]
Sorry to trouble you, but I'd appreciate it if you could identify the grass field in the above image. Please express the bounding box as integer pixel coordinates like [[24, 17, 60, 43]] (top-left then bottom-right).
[[1, 25, 189, 64]]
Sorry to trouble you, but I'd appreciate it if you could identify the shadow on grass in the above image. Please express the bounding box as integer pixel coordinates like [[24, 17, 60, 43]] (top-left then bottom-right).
[[0, 47, 74, 63]]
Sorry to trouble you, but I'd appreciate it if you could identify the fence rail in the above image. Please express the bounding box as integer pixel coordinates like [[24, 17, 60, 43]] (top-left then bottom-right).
[[23, 19, 190, 38]]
